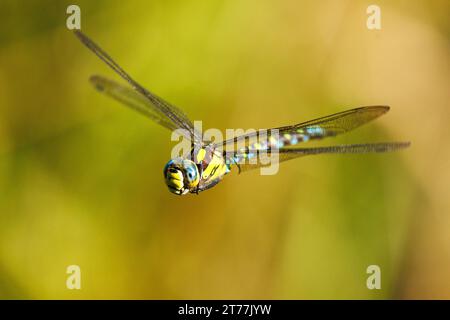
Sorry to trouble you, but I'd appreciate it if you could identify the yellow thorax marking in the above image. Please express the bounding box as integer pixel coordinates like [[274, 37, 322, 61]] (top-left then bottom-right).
[[202, 153, 226, 180], [196, 148, 206, 163]]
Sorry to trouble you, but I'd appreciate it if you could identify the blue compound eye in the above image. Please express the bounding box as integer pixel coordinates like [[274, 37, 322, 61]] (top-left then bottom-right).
[[186, 166, 197, 181], [182, 161, 200, 188], [163, 159, 175, 176]]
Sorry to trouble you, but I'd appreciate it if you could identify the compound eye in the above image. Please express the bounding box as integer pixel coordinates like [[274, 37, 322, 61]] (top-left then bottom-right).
[[169, 168, 178, 174], [183, 163, 199, 188], [186, 167, 197, 181]]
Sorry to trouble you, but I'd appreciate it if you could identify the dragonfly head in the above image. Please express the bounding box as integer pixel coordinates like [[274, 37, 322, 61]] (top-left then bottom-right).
[[163, 158, 200, 195]]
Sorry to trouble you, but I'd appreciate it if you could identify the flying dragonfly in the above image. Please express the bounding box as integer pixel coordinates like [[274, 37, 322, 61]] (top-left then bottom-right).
[[74, 30, 410, 195]]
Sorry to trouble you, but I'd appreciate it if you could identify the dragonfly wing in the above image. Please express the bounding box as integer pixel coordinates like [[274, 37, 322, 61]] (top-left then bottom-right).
[[221, 106, 390, 151], [280, 105, 390, 137], [91, 75, 182, 132], [75, 30, 202, 143], [226, 142, 410, 173]]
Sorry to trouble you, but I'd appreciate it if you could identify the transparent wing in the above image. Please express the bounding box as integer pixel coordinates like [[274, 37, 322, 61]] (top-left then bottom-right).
[[228, 142, 410, 173], [90, 75, 181, 132], [75, 30, 202, 143], [221, 106, 390, 151], [279, 105, 390, 137]]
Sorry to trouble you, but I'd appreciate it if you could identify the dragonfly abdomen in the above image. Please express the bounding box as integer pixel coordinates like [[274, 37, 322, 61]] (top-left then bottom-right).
[[245, 127, 325, 151], [227, 127, 327, 168]]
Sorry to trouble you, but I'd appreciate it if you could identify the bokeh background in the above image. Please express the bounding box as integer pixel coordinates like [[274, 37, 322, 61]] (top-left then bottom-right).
[[0, 0, 449, 299]]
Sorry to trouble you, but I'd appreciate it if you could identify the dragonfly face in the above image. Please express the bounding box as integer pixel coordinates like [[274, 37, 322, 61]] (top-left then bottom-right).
[[75, 30, 410, 196], [163, 158, 200, 195]]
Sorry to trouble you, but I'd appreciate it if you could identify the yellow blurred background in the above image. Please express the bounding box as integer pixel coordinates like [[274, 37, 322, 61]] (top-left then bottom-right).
[[0, 0, 449, 299]]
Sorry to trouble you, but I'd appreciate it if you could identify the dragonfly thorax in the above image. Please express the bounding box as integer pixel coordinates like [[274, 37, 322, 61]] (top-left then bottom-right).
[[163, 158, 200, 195]]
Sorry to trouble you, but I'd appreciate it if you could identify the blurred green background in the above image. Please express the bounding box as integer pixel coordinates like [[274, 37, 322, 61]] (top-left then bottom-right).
[[0, 0, 449, 299]]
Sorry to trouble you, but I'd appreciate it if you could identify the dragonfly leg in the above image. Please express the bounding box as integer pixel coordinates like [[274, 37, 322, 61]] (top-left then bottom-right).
[[196, 178, 222, 193], [195, 163, 203, 194]]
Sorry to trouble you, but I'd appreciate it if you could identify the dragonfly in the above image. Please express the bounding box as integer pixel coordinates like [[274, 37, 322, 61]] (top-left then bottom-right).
[[75, 30, 410, 195]]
